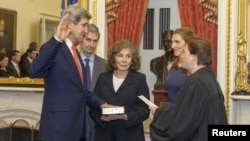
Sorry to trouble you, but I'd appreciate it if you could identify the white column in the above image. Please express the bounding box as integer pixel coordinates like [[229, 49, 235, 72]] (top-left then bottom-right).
[[89, 0, 107, 59]]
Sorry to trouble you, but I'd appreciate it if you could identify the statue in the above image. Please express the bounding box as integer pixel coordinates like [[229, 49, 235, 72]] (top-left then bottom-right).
[[150, 30, 175, 90]]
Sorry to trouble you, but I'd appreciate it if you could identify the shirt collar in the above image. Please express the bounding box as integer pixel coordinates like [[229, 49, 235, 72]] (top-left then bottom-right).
[[65, 38, 80, 52], [27, 57, 33, 63], [11, 61, 18, 66], [80, 52, 94, 63]]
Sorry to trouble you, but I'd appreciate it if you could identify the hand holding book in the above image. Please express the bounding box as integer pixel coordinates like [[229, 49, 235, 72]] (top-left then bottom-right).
[[138, 95, 158, 107], [101, 106, 127, 122], [138, 95, 159, 115], [101, 114, 127, 122]]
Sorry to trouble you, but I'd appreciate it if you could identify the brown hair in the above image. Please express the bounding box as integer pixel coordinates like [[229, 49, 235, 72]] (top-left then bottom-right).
[[186, 36, 213, 66], [172, 27, 196, 67], [173, 27, 196, 42], [107, 40, 141, 71], [29, 42, 38, 49]]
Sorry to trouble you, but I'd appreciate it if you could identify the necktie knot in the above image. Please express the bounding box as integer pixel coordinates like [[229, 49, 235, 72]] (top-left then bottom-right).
[[85, 58, 90, 65], [72, 42, 79, 50]]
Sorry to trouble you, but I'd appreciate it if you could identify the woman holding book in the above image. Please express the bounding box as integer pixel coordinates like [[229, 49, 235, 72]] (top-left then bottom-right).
[[90, 39, 150, 141]]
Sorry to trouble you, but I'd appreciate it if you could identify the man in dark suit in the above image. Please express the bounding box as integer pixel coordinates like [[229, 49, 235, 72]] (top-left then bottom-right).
[[20, 48, 37, 77], [29, 5, 112, 141], [7, 50, 22, 77], [20, 41, 38, 63], [79, 24, 107, 141]]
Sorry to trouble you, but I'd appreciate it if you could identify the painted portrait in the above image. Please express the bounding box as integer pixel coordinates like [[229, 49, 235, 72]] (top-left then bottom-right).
[[0, 8, 17, 55]]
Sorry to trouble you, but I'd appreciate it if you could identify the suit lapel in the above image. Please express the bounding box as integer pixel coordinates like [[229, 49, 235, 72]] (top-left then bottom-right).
[[61, 42, 84, 86], [104, 70, 116, 92], [10, 63, 18, 77], [117, 70, 133, 91], [92, 56, 102, 82], [92, 56, 99, 88], [106, 70, 134, 93]]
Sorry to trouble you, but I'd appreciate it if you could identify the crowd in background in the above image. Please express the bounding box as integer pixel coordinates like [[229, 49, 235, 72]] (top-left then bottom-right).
[[0, 41, 37, 78]]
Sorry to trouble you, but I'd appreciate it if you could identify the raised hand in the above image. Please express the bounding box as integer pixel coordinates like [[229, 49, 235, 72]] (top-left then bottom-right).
[[54, 14, 71, 41]]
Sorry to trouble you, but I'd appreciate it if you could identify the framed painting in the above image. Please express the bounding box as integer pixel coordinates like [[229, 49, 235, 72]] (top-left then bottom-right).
[[0, 7, 17, 54]]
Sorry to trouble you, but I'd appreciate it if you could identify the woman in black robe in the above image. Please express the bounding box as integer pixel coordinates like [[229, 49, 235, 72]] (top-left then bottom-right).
[[149, 36, 227, 141]]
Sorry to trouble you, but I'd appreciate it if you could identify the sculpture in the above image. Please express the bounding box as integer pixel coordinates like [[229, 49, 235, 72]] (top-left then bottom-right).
[[150, 30, 174, 90]]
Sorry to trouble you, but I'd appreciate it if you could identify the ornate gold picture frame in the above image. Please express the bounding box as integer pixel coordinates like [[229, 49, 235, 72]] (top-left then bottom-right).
[[0, 77, 44, 87], [234, 0, 250, 93]]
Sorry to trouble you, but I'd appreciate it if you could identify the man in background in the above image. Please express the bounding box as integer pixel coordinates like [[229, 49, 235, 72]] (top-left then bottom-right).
[[7, 50, 22, 77], [21, 41, 38, 63], [20, 47, 37, 77], [79, 23, 107, 141]]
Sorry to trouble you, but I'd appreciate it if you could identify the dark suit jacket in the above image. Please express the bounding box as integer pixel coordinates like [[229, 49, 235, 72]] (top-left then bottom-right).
[[20, 57, 32, 77], [0, 68, 10, 77], [84, 55, 106, 141], [90, 55, 107, 91], [29, 37, 105, 141], [90, 70, 150, 141], [7, 62, 21, 77]]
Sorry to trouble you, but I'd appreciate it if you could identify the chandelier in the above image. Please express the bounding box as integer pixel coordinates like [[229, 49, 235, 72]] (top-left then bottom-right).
[[199, 0, 218, 24], [106, 0, 120, 23]]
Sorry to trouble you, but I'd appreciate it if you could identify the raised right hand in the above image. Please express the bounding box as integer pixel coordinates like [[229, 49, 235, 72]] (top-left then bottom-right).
[[54, 14, 71, 41]]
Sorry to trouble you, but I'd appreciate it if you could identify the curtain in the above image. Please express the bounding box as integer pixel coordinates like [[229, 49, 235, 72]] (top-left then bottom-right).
[[178, 0, 218, 76], [107, 0, 149, 48]]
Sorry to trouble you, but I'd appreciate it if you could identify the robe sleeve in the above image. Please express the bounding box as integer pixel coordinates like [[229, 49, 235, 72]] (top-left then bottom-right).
[[150, 77, 210, 141]]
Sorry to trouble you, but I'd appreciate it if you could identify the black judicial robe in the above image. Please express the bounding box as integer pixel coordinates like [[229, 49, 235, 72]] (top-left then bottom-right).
[[150, 67, 227, 141]]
